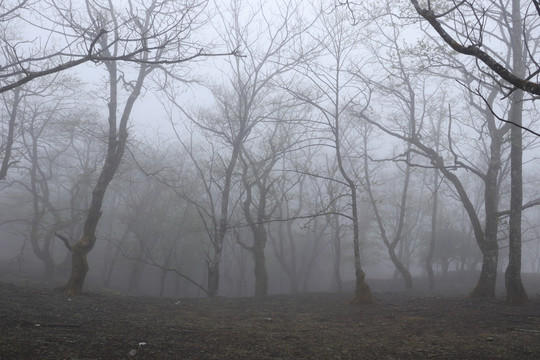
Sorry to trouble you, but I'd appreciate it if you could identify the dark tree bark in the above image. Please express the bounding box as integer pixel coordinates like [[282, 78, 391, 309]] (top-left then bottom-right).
[[409, 0, 540, 97], [60, 0, 221, 295], [62, 40, 149, 295], [0, 86, 21, 181], [504, 0, 528, 305]]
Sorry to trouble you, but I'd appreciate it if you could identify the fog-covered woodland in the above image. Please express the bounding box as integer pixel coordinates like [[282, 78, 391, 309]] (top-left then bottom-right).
[[1, 0, 540, 305]]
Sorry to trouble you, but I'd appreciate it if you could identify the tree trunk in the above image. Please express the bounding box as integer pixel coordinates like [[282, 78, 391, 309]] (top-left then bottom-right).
[[207, 246, 222, 297], [426, 180, 437, 290], [127, 260, 145, 295], [332, 211, 343, 292], [504, 0, 528, 306], [63, 236, 93, 296], [253, 240, 268, 297], [426, 115, 441, 290], [61, 43, 148, 294], [347, 185, 374, 304], [159, 269, 167, 297], [469, 245, 498, 297], [389, 247, 413, 290], [505, 118, 528, 303]]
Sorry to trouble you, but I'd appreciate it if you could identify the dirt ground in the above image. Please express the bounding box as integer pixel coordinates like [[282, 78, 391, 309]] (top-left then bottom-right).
[[1, 278, 540, 359]]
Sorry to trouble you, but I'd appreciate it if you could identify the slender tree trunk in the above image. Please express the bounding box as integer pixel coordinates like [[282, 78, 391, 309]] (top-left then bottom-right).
[[426, 110, 443, 290], [363, 131, 413, 290], [332, 212, 343, 292], [347, 183, 374, 304], [426, 170, 438, 290], [504, 0, 528, 305]]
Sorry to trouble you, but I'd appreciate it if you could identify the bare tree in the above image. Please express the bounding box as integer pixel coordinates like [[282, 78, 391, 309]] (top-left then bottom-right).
[[57, 0, 227, 295], [288, 5, 375, 303], [407, 0, 532, 304], [237, 115, 300, 296], [168, 0, 310, 297], [361, 125, 414, 290], [0, 0, 238, 94], [409, 0, 540, 98], [10, 76, 95, 281], [0, 83, 21, 181]]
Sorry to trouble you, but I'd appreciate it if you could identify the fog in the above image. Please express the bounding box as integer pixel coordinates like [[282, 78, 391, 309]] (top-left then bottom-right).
[[1, 0, 540, 303]]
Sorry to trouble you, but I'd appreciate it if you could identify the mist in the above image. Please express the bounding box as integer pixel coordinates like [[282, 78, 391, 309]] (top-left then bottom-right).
[[1, 0, 540, 308]]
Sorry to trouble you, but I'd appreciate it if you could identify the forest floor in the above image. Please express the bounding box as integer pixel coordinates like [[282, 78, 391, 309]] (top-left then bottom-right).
[[1, 277, 540, 359]]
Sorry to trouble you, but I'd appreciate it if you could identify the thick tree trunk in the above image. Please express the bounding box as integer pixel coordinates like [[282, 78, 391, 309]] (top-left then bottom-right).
[[62, 179, 112, 295], [63, 236, 93, 296], [504, 98, 528, 305], [253, 241, 268, 297], [207, 254, 221, 297], [470, 137, 501, 298], [469, 245, 498, 297]]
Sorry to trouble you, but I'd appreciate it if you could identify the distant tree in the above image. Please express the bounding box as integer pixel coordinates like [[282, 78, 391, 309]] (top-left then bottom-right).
[[12, 77, 97, 281], [288, 5, 375, 303], [169, 0, 310, 297], [237, 116, 299, 297], [361, 125, 414, 290]]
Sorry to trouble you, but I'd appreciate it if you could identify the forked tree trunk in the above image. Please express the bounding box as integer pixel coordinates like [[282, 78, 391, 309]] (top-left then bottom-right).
[[62, 52, 147, 295], [63, 178, 111, 295], [363, 131, 413, 291], [63, 239, 92, 295]]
